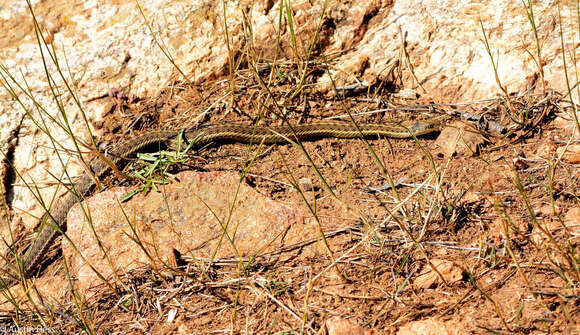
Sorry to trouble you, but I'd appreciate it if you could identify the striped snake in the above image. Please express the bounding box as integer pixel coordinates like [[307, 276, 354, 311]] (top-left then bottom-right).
[[1, 120, 440, 286]]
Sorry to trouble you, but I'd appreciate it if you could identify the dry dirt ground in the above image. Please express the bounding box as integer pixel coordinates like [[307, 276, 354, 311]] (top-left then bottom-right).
[[0, 1, 577, 333], [28, 65, 574, 334]]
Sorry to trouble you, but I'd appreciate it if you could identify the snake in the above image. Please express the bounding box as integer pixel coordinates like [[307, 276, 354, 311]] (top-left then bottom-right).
[[1, 120, 440, 286]]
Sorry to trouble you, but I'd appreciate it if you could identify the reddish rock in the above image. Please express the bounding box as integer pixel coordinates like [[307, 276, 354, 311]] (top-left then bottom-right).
[[534, 141, 557, 158], [63, 171, 319, 294], [326, 316, 373, 335], [414, 259, 464, 289], [397, 317, 468, 335], [0, 275, 68, 311], [556, 144, 580, 164], [488, 216, 531, 246], [531, 207, 580, 246], [535, 203, 560, 217], [565, 207, 580, 226], [553, 115, 580, 140], [435, 121, 487, 158], [564, 207, 580, 244]]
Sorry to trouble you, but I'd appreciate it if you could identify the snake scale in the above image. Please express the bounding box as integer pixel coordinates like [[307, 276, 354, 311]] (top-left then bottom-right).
[[1, 120, 440, 285]]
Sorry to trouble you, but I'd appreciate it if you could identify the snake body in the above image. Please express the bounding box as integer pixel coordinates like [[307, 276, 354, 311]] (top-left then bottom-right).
[[2, 120, 439, 284]]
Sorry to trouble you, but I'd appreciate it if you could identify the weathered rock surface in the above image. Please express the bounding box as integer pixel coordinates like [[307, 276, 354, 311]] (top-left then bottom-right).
[[435, 121, 487, 158], [62, 171, 318, 294], [414, 258, 465, 289], [396, 317, 468, 335], [326, 316, 374, 335], [557, 144, 580, 164]]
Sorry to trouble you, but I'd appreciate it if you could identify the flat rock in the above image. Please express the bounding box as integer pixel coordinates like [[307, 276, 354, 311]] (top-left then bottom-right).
[[0, 275, 68, 312], [397, 317, 468, 335], [553, 114, 580, 140], [414, 259, 465, 289], [326, 316, 374, 335], [556, 144, 580, 164], [63, 171, 319, 294], [435, 121, 487, 158], [531, 207, 580, 247], [565, 207, 580, 227]]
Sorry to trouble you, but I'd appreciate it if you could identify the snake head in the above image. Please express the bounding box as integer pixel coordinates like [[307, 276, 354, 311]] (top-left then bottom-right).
[[410, 120, 441, 136]]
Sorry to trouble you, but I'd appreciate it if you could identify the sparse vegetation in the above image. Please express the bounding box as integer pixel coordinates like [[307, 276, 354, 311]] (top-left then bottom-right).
[[0, 0, 577, 333]]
